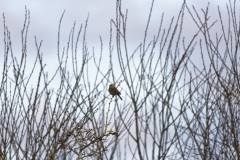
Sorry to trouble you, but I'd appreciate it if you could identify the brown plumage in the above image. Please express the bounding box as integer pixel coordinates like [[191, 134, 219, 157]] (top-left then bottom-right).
[[108, 84, 122, 100]]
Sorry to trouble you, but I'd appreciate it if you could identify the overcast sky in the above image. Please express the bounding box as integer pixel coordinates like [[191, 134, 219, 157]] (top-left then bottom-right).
[[0, 0, 233, 88], [0, 0, 234, 121], [0, 0, 237, 159], [0, 0, 234, 118], [0, 0, 229, 56]]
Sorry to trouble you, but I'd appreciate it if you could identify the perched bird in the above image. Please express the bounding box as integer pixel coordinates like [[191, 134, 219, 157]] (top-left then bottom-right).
[[108, 84, 122, 100]]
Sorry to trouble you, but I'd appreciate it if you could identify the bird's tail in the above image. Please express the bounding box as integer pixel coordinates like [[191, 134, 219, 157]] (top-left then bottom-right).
[[118, 95, 123, 100]]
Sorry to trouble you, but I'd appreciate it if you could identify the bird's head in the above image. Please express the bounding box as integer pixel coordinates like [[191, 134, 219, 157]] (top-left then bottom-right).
[[109, 84, 115, 87]]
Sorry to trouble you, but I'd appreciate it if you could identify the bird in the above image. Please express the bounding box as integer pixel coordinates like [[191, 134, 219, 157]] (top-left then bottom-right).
[[108, 84, 122, 100]]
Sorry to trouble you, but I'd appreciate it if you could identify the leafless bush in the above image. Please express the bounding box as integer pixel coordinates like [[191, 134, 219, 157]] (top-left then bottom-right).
[[1, 0, 240, 160], [0, 7, 119, 160]]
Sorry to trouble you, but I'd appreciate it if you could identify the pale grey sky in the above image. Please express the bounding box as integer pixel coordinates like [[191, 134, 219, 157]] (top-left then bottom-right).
[[0, 0, 234, 159], [0, 0, 228, 55], [0, 0, 232, 132], [0, 0, 232, 123]]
